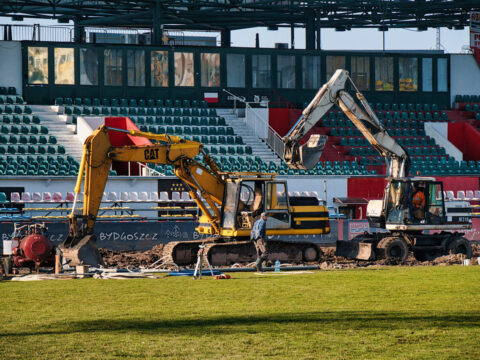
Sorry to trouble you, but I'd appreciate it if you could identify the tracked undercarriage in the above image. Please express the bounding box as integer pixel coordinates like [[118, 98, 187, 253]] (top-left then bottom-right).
[[162, 238, 324, 266]]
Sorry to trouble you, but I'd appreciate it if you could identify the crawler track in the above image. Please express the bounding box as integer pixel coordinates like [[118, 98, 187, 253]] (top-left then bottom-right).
[[162, 238, 324, 267]]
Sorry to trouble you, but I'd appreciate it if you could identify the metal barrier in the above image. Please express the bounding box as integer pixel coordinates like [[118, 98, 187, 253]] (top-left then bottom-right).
[[222, 89, 285, 160]]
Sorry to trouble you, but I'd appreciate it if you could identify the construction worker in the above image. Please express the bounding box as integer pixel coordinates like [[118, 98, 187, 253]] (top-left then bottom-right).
[[412, 185, 426, 220], [251, 212, 268, 272]]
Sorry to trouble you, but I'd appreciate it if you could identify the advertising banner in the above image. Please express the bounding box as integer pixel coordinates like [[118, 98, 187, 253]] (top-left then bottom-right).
[[471, 12, 480, 66]]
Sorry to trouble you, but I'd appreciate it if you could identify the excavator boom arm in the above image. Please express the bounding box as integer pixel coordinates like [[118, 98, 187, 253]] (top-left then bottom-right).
[[62, 125, 226, 265], [283, 69, 410, 177]]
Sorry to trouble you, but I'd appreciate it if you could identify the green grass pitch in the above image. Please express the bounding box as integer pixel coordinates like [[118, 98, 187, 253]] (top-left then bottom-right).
[[0, 266, 479, 359]]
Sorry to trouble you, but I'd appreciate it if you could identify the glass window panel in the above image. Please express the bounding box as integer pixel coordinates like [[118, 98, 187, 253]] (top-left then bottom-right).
[[201, 53, 220, 87], [422, 58, 432, 92], [80, 48, 98, 85], [27, 47, 48, 84], [151, 51, 168, 87], [54, 48, 74, 85], [375, 57, 394, 91], [252, 55, 271, 88], [326, 56, 345, 80], [226, 54, 245, 87], [104, 49, 123, 86], [399, 58, 418, 92], [127, 50, 145, 86], [277, 55, 295, 89], [351, 56, 370, 91], [174, 52, 194, 87], [302, 56, 321, 89], [437, 58, 448, 92]]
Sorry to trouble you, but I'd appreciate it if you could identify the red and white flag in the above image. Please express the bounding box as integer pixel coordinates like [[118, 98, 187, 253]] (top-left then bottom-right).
[[204, 92, 218, 103]]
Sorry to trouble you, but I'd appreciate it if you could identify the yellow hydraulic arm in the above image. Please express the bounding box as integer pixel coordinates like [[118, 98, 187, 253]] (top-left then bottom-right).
[[68, 125, 225, 238]]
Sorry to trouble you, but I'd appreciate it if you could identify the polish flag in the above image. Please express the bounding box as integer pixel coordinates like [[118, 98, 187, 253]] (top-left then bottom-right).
[[204, 92, 218, 103]]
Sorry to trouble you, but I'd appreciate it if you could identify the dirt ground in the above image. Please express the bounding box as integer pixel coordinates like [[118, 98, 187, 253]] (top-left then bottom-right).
[[99, 243, 480, 269]]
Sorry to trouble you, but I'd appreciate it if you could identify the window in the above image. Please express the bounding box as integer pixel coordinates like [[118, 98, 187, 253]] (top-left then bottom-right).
[[201, 53, 220, 87], [428, 183, 444, 219], [351, 56, 370, 90], [422, 58, 432, 92], [399, 58, 418, 92], [266, 182, 288, 210], [104, 49, 123, 86], [174, 52, 194, 87], [54, 48, 74, 85], [302, 56, 321, 89], [326, 56, 345, 80], [437, 58, 448, 92], [277, 55, 295, 89], [227, 54, 245, 87], [80, 48, 98, 85], [375, 57, 394, 91], [27, 47, 48, 84], [151, 51, 168, 87], [127, 50, 145, 86], [252, 55, 271, 88]]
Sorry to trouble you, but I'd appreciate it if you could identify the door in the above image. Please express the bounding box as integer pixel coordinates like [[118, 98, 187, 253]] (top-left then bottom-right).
[[265, 181, 291, 229]]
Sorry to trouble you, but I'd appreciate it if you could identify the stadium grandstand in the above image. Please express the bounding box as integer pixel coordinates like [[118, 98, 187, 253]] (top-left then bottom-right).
[[1, 0, 480, 246]]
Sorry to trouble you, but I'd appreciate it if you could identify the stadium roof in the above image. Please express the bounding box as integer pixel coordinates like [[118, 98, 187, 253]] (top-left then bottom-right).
[[1, 1, 480, 31]]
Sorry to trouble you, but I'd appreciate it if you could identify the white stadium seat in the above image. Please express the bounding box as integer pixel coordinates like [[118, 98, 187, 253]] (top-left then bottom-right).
[[65, 192, 75, 202], [21, 192, 32, 202], [107, 192, 117, 202], [456, 191, 466, 200], [32, 192, 42, 202], [52, 192, 63, 202], [160, 192, 169, 202], [138, 192, 149, 201], [10, 192, 21, 203], [446, 191, 455, 200], [181, 192, 191, 201], [42, 192, 52, 202], [120, 192, 129, 201], [149, 192, 159, 202], [129, 192, 139, 201], [465, 190, 474, 200], [172, 192, 181, 202], [474, 190, 480, 200]]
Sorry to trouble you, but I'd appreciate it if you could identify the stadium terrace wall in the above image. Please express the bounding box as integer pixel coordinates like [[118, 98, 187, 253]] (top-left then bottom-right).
[[18, 41, 451, 108], [450, 54, 480, 106]]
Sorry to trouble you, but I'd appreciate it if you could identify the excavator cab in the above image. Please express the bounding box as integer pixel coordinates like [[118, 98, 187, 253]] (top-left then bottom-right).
[[381, 178, 448, 228]]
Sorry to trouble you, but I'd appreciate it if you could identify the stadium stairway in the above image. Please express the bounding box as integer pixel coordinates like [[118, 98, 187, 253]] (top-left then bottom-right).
[[30, 105, 83, 161], [217, 109, 281, 165]]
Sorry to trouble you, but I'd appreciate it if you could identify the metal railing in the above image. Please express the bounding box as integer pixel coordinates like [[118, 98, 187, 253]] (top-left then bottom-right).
[[222, 89, 285, 160], [127, 162, 165, 177]]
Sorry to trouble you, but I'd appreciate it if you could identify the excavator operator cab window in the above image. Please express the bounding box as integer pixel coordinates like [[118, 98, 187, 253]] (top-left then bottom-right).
[[427, 182, 445, 223], [386, 180, 409, 224], [265, 181, 291, 229]]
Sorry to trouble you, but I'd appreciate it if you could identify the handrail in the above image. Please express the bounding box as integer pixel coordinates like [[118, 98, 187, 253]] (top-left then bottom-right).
[[222, 89, 285, 161]]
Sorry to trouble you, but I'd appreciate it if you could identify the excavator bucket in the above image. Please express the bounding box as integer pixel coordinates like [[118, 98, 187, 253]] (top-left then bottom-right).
[[335, 240, 375, 261], [284, 134, 327, 170], [298, 134, 328, 170], [59, 235, 105, 267]]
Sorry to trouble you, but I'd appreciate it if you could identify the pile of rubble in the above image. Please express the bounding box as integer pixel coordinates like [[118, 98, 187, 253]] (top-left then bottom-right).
[[99, 244, 164, 268], [99, 243, 480, 269]]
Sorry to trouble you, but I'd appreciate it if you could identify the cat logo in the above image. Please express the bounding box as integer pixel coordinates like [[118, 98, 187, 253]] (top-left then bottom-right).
[[144, 148, 159, 160]]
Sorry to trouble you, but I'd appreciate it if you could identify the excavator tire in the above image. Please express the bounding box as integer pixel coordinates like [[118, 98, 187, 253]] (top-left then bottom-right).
[[375, 236, 408, 262], [447, 237, 472, 258]]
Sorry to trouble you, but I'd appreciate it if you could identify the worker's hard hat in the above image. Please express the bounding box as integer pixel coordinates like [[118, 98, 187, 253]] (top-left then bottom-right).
[[261, 212, 267, 218]]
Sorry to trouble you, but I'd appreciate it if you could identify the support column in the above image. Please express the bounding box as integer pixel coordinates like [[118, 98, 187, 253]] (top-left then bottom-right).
[[221, 29, 231, 48], [73, 18, 85, 43], [316, 17, 321, 50], [152, 0, 163, 45], [290, 24, 295, 49], [305, 11, 315, 50]]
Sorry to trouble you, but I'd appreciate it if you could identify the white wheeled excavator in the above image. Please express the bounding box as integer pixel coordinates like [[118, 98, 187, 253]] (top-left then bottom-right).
[[282, 69, 473, 261]]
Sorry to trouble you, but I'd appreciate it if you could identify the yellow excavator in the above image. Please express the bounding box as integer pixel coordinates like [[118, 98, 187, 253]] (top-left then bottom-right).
[[59, 125, 330, 266]]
